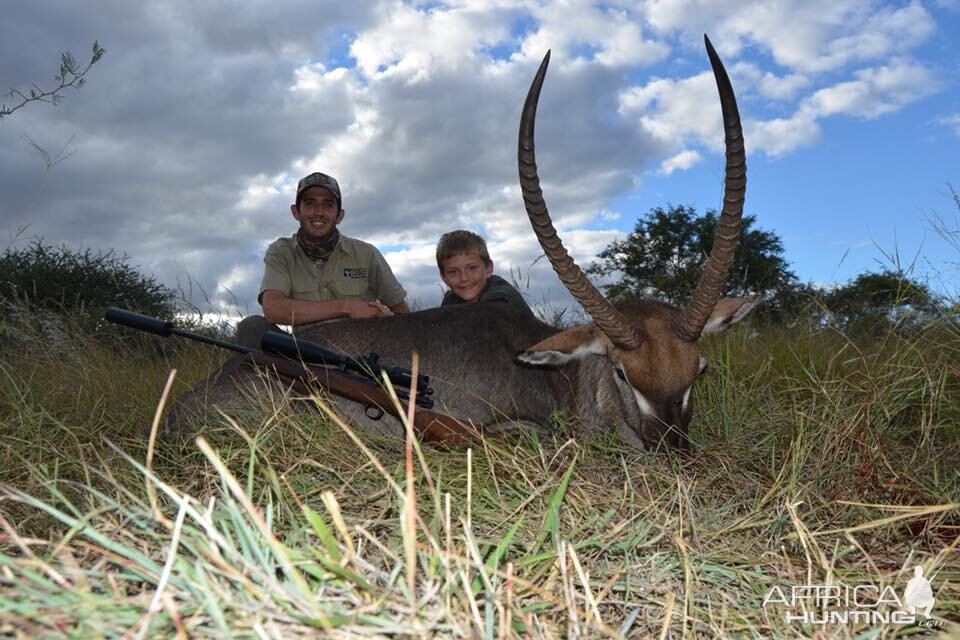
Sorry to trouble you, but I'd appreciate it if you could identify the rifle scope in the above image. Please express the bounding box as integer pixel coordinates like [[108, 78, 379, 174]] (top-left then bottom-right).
[[260, 332, 430, 391]]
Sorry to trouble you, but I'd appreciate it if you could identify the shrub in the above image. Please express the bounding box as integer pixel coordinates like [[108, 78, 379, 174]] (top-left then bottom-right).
[[0, 239, 177, 332], [821, 270, 940, 333]]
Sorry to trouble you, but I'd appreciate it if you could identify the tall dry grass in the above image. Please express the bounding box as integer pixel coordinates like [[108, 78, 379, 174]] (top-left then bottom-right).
[[0, 305, 957, 638]]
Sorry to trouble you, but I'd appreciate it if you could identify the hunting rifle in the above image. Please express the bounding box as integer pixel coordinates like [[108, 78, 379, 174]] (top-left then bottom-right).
[[104, 307, 483, 447]]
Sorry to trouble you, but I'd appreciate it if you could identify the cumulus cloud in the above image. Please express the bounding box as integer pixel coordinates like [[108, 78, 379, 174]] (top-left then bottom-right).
[[733, 62, 811, 101], [0, 0, 949, 318], [349, 2, 512, 80], [516, 1, 668, 69], [619, 71, 721, 148], [797, 58, 939, 121], [620, 54, 939, 159], [746, 113, 822, 157], [643, 0, 936, 73], [660, 149, 702, 174]]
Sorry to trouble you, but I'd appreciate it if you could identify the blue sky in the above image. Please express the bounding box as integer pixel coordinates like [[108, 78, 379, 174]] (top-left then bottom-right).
[[632, 103, 958, 287], [1, 0, 958, 318]]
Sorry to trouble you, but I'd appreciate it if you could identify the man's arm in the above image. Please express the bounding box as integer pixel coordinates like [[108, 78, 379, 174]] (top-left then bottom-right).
[[261, 289, 391, 325], [388, 301, 410, 314]]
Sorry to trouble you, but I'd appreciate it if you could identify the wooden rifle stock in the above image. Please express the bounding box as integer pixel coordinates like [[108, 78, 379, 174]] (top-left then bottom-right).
[[243, 352, 484, 448]]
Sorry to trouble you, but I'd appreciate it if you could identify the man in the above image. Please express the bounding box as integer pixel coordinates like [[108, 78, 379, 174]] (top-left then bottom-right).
[[236, 171, 409, 349]]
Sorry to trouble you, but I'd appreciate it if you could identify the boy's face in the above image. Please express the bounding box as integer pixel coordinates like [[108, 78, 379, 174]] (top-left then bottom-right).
[[440, 253, 494, 302]]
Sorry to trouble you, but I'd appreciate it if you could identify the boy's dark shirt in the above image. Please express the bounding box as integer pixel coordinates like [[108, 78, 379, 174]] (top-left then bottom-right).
[[441, 274, 534, 316]]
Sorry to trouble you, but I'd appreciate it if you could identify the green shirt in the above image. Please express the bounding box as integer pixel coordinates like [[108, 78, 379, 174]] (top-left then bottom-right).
[[441, 274, 534, 316], [258, 234, 406, 307]]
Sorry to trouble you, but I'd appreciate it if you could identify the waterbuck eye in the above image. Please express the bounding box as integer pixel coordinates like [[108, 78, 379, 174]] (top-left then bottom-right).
[[614, 367, 627, 382]]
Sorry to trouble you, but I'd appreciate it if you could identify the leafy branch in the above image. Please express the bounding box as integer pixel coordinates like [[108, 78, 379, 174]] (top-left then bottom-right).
[[1, 41, 106, 120]]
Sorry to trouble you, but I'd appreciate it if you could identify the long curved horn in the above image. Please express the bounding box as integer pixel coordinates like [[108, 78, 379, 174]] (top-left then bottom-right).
[[673, 35, 747, 341], [518, 51, 642, 350]]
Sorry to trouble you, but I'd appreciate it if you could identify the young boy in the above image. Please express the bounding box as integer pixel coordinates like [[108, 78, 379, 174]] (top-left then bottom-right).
[[436, 230, 534, 316]]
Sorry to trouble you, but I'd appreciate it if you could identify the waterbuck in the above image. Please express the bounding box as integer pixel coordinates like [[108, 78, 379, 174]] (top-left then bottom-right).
[[165, 36, 756, 450]]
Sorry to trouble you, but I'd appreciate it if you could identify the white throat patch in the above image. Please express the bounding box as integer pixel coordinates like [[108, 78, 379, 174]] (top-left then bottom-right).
[[631, 387, 655, 417]]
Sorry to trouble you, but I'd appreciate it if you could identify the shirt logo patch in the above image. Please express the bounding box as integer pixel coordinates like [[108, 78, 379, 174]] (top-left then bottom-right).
[[343, 267, 368, 279]]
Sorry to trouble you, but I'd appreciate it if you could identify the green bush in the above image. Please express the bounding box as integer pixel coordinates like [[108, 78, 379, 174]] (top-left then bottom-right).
[[821, 270, 940, 333], [0, 239, 177, 330]]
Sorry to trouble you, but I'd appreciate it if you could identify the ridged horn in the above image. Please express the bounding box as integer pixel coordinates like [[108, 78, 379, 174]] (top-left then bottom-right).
[[518, 51, 643, 350], [673, 35, 747, 341]]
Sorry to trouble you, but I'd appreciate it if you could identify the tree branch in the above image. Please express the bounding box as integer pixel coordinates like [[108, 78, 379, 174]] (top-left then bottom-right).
[[1, 41, 105, 120]]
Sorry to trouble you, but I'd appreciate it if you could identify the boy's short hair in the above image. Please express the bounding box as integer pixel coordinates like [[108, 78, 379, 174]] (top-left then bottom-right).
[[436, 230, 491, 269]]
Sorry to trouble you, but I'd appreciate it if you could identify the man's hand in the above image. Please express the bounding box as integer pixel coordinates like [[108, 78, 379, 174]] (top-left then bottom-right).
[[262, 290, 396, 325], [342, 299, 393, 319]]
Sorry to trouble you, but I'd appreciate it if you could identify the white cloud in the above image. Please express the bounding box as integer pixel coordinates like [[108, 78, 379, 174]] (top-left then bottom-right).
[[758, 72, 811, 101], [291, 64, 352, 92], [381, 242, 444, 306], [622, 53, 939, 159], [660, 149, 702, 174], [746, 113, 821, 157], [559, 228, 625, 264], [939, 113, 960, 137], [216, 263, 257, 293], [734, 62, 811, 101], [642, 0, 936, 73], [237, 172, 288, 212], [806, 80, 875, 117], [619, 71, 720, 147], [593, 16, 669, 67], [517, 1, 667, 69], [350, 2, 510, 80], [817, 2, 937, 71], [803, 59, 938, 118]]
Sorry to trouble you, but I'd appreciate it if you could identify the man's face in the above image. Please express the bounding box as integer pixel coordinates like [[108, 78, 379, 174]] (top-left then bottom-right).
[[440, 253, 493, 302], [291, 186, 342, 239]]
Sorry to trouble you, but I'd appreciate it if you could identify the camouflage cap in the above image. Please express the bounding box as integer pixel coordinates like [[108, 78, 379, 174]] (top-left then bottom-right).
[[296, 172, 341, 203]]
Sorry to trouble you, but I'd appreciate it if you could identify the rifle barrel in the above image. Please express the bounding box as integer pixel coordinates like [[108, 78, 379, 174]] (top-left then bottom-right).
[[170, 328, 253, 354], [105, 307, 252, 354], [104, 307, 174, 336]]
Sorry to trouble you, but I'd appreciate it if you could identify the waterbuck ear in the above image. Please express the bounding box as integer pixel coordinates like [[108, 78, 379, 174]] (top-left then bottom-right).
[[702, 296, 759, 335], [516, 324, 612, 367]]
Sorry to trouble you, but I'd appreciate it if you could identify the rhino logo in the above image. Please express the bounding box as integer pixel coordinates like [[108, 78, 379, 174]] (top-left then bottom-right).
[[903, 566, 935, 619]]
